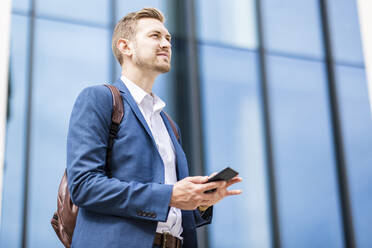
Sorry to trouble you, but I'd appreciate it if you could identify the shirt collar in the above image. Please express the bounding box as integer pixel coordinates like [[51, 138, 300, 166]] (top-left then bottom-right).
[[121, 75, 166, 113]]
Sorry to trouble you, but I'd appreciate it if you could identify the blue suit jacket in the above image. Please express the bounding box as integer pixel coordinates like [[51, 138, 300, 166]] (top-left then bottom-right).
[[66, 79, 212, 248]]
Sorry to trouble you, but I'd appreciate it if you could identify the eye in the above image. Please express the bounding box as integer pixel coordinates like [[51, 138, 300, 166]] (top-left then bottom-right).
[[151, 33, 159, 38]]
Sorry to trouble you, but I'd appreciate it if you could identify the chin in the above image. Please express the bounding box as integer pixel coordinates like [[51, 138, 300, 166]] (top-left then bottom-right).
[[158, 67, 171, 73], [155, 64, 171, 73]]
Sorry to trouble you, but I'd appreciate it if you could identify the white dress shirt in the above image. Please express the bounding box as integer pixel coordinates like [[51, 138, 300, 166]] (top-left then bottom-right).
[[121, 76, 183, 239]]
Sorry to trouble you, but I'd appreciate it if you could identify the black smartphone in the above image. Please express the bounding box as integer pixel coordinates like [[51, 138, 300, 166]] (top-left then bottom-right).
[[204, 167, 238, 193]]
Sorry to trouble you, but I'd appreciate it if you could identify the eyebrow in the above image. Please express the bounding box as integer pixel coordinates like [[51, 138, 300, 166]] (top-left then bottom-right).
[[149, 30, 171, 39]]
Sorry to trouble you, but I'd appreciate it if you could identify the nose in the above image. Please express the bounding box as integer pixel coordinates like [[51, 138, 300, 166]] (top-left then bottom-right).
[[160, 37, 171, 49]]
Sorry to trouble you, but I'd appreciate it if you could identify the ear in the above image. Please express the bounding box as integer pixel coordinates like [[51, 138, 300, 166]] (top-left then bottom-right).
[[117, 38, 132, 57]]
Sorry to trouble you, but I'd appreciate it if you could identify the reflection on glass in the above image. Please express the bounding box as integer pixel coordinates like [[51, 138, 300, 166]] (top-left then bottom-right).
[[199, 44, 271, 247], [262, 0, 323, 59], [335, 65, 372, 247], [25, 19, 110, 248], [0, 14, 29, 248], [196, 0, 257, 49], [327, 0, 364, 65], [267, 55, 343, 247], [35, 0, 109, 25]]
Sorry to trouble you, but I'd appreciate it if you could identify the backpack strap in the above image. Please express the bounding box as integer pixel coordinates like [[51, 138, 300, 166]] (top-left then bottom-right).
[[104, 84, 124, 178], [163, 112, 180, 142]]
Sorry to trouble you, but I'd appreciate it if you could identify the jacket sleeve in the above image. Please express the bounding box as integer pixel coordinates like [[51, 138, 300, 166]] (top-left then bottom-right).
[[66, 85, 173, 222]]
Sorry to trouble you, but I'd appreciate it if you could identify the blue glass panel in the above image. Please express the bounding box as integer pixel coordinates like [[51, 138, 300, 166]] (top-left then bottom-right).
[[35, 0, 109, 26], [196, 0, 258, 49], [0, 14, 29, 248], [266, 55, 344, 247], [115, 0, 168, 24], [327, 0, 364, 65], [335, 65, 372, 247], [26, 19, 110, 248], [199, 44, 271, 248], [12, 0, 30, 12], [262, 0, 323, 59]]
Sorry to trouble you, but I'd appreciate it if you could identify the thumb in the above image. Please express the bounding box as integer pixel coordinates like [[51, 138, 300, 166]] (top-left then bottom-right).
[[187, 176, 209, 184]]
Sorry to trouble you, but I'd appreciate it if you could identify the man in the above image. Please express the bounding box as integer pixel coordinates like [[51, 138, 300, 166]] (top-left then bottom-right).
[[67, 7, 242, 248]]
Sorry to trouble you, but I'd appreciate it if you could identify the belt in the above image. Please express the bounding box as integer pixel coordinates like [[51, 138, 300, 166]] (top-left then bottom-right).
[[153, 232, 182, 248]]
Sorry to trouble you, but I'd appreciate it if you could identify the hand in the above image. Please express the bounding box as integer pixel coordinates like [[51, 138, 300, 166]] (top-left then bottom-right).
[[169, 176, 227, 210], [201, 174, 243, 207], [169, 175, 242, 210]]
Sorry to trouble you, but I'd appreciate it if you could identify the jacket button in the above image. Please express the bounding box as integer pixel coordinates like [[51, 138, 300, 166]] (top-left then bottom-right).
[[138, 211, 145, 216], [151, 213, 157, 218]]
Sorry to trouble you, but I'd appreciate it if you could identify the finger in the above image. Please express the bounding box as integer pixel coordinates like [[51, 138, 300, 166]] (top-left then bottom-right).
[[196, 192, 215, 206], [228, 176, 242, 182], [226, 189, 243, 196], [226, 177, 243, 187], [187, 176, 209, 184], [200, 181, 226, 192]]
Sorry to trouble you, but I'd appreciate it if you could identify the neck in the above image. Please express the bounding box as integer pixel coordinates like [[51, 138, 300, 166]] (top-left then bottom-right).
[[121, 66, 158, 94]]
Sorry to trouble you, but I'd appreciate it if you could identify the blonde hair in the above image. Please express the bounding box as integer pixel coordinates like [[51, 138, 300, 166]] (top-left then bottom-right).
[[112, 7, 165, 65]]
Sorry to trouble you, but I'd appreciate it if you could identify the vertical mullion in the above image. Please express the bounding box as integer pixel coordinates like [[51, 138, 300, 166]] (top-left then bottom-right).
[[183, 0, 204, 177], [254, 1, 281, 248], [22, 0, 36, 247], [109, 0, 116, 82], [172, 0, 204, 177], [319, 1, 356, 247]]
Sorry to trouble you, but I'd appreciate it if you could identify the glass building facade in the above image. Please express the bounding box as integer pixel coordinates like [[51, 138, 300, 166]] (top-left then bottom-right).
[[1, 0, 371, 247]]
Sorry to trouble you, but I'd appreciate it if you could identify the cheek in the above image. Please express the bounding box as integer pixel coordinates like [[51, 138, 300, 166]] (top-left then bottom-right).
[[134, 49, 149, 61], [137, 44, 156, 57]]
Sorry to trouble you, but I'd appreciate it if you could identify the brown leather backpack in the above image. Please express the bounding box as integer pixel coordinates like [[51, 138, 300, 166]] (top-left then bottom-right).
[[51, 84, 179, 248]]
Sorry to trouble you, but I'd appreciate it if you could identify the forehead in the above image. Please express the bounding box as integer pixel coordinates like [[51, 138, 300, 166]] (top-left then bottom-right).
[[135, 18, 170, 35]]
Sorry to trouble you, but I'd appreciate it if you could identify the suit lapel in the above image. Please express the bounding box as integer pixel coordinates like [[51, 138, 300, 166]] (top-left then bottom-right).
[[112, 79, 157, 146], [160, 112, 188, 180]]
